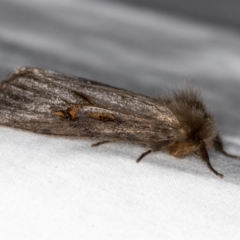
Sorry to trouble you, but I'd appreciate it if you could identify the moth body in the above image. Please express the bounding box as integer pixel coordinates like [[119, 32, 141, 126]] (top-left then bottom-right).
[[0, 67, 239, 177]]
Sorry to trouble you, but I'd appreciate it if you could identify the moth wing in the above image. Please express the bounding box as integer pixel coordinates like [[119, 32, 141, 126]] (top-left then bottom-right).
[[0, 67, 182, 145], [11, 67, 179, 122]]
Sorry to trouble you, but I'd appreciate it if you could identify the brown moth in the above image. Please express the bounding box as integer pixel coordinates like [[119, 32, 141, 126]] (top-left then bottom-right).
[[0, 67, 239, 177]]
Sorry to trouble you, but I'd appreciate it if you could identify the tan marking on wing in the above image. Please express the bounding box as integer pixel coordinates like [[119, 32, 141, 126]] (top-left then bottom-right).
[[68, 105, 81, 120], [55, 111, 65, 118], [55, 105, 82, 119], [88, 112, 115, 121]]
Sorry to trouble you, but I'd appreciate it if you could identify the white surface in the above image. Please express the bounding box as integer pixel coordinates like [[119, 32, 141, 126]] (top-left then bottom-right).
[[0, 0, 240, 239], [1, 128, 240, 240]]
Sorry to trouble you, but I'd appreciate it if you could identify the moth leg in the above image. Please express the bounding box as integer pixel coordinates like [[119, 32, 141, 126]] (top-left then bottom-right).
[[218, 149, 240, 159], [214, 135, 240, 159], [91, 141, 112, 147], [199, 141, 223, 178], [136, 150, 152, 163]]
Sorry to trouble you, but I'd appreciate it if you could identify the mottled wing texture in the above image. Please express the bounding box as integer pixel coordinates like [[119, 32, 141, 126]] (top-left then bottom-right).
[[0, 67, 182, 148]]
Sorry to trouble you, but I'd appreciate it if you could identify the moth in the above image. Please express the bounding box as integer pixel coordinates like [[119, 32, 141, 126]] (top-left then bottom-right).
[[0, 67, 239, 177]]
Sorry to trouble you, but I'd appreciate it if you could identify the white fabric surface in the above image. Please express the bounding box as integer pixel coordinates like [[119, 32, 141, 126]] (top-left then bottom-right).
[[0, 0, 240, 239]]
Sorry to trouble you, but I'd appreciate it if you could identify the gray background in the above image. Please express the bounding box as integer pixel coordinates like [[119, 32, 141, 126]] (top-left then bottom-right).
[[111, 0, 240, 30]]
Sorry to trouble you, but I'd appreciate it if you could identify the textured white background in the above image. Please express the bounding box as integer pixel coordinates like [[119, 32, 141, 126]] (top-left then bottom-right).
[[0, 0, 240, 239]]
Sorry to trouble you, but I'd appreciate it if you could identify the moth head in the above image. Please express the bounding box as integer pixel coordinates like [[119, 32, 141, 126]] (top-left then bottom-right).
[[165, 87, 223, 177], [165, 87, 217, 145]]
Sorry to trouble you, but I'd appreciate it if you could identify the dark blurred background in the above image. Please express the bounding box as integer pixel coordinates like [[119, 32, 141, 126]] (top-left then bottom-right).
[[111, 0, 240, 31]]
